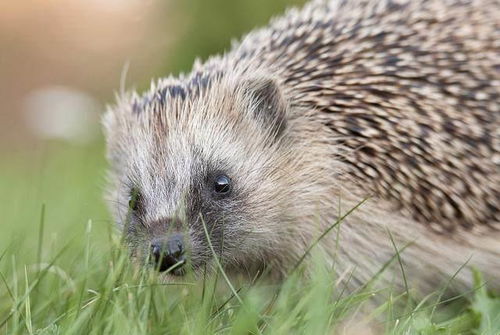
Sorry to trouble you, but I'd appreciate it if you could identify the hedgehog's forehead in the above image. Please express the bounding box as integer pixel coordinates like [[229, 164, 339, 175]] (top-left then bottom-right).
[[131, 98, 245, 172], [137, 76, 252, 144], [132, 95, 265, 190], [128, 72, 268, 179], [161, 112, 248, 169]]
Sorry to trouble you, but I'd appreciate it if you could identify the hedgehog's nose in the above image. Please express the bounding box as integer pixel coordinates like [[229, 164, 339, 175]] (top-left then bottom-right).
[[150, 233, 185, 273]]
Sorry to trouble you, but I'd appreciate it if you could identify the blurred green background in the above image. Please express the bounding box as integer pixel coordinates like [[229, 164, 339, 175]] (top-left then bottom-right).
[[0, 0, 305, 258]]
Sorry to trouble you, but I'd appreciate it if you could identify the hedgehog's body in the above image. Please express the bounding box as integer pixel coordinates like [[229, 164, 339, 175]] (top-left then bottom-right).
[[104, 0, 500, 293]]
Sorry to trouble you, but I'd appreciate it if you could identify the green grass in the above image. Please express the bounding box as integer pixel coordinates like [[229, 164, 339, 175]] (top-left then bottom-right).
[[0, 141, 499, 334]]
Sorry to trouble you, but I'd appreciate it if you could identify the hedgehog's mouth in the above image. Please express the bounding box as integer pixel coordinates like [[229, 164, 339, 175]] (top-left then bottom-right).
[[150, 256, 187, 276], [163, 266, 186, 277]]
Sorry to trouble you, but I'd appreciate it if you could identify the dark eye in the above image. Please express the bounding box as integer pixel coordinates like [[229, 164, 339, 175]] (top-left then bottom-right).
[[213, 174, 231, 195], [128, 188, 142, 212]]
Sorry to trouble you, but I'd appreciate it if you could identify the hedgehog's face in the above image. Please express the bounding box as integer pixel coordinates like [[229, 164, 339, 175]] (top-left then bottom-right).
[[104, 74, 302, 278]]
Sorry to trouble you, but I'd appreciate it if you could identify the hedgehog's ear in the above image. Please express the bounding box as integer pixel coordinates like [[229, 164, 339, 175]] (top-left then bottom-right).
[[241, 76, 288, 139]]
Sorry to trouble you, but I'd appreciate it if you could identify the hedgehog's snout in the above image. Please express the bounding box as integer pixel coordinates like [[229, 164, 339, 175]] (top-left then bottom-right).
[[150, 233, 186, 274]]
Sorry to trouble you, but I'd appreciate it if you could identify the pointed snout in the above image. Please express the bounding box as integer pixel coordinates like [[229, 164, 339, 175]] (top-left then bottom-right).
[[150, 233, 186, 273]]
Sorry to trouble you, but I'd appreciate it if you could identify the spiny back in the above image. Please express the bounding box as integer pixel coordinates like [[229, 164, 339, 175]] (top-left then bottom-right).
[[208, 0, 500, 232]]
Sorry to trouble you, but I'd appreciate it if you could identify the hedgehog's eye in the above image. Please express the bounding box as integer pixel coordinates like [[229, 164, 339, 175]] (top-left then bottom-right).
[[128, 188, 142, 212], [213, 174, 231, 195]]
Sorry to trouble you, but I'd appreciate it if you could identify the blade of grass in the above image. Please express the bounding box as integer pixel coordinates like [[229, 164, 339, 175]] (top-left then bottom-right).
[[24, 266, 33, 335], [0, 246, 10, 265], [291, 198, 368, 273], [359, 241, 413, 293], [387, 229, 412, 305], [0, 271, 15, 302], [36, 204, 46, 266], [0, 237, 76, 328], [200, 217, 243, 305], [429, 256, 472, 320]]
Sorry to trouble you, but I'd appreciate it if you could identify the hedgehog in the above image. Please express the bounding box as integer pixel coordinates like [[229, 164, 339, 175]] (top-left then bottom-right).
[[103, 0, 500, 293]]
